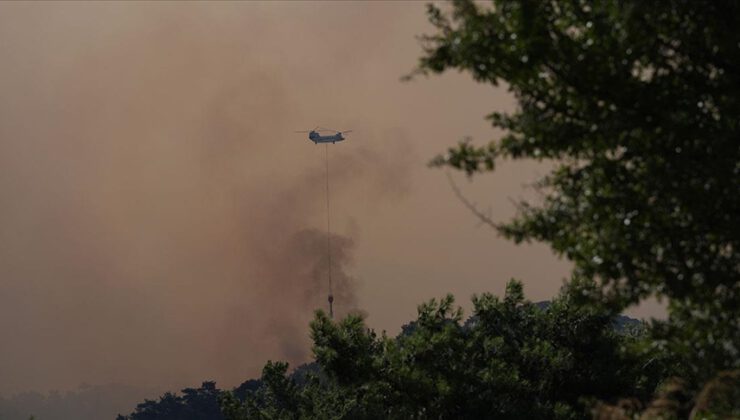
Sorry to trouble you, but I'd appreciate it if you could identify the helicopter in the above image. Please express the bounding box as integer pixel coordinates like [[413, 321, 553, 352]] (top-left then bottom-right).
[[295, 127, 352, 144]]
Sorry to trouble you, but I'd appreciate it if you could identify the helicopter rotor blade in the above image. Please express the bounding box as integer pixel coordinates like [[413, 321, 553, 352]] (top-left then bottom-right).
[[294, 130, 311, 133], [341, 130, 353, 134]]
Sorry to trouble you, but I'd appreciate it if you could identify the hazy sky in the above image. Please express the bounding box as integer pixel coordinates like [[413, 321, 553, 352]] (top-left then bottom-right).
[[0, 2, 659, 396]]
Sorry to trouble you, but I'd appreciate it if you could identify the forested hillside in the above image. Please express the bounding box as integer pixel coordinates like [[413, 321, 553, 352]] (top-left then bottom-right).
[[119, 291, 650, 419]]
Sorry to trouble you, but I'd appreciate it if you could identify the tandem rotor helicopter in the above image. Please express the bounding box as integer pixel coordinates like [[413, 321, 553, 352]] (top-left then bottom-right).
[[294, 125, 354, 318], [295, 127, 352, 144]]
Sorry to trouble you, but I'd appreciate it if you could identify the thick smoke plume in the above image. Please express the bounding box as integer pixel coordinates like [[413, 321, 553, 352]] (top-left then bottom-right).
[[0, 2, 412, 395]]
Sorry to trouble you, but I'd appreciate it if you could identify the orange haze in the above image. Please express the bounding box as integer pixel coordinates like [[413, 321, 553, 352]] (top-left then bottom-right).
[[0, 2, 658, 396]]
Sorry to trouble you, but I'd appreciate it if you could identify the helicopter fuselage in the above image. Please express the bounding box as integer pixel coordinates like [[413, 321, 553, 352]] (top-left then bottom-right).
[[309, 131, 345, 144]]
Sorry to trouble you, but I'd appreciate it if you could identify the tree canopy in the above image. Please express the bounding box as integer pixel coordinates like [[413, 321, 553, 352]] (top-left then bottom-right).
[[416, 0, 739, 380], [118, 382, 223, 420], [220, 281, 661, 420]]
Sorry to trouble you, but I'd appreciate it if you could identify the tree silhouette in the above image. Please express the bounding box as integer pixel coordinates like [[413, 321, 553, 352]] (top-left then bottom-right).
[[221, 281, 661, 419], [414, 0, 739, 381]]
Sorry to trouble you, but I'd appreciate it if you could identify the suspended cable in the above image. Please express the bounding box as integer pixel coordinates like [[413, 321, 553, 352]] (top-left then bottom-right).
[[325, 143, 334, 319]]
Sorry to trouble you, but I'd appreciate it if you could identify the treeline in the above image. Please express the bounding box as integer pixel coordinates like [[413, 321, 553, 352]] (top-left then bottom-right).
[[220, 282, 736, 419], [0, 384, 154, 420], [119, 284, 736, 419], [119, 287, 654, 419]]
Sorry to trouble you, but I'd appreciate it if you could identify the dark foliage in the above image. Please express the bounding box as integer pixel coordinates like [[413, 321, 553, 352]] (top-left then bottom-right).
[[415, 0, 739, 382], [221, 281, 661, 419], [117, 382, 223, 420]]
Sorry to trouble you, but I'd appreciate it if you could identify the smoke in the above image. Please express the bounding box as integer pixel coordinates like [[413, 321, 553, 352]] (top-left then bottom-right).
[[0, 2, 413, 394]]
